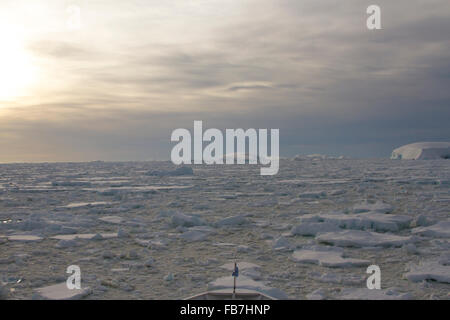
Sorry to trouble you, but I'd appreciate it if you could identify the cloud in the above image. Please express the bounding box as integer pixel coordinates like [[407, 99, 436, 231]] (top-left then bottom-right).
[[28, 40, 94, 60], [0, 0, 449, 161]]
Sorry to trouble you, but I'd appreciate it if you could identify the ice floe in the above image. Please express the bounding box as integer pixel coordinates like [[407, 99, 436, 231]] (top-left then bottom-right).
[[316, 230, 414, 247], [7, 235, 43, 242], [98, 215, 124, 224], [171, 213, 206, 228], [290, 221, 341, 236], [298, 191, 327, 199], [50, 233, 117, 241], [117, 228, 130, 238], [55, 239, 80, 248], [309, 272, 365, 285], [63, 201, 111, 209], [180, 226, 215, 242], [412, 220, 450, 238], [271, 236, 293, 251], [352, 200, 393, 214], [306, 289, 327, 300], [292, 246, 370, 268], [34, 283, 91, 300], [291, 212, 412, 234], [405, 259, 450, 283], [214, 215, 248, 227], [338, 288, 411, 300], [0, 283, 9, 299]]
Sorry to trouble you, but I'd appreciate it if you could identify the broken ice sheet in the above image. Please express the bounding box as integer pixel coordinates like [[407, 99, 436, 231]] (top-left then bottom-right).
[[1, 159, 449, 299], [405, 259, 450, 284], [63, 201, 111, 209], [292, 246, 370, 268], [7, 235, 43, 242], [50, 233, 117, 240], [338, 288, 412, 300], [316, 230, 415, 248], [179, 226, 215, 242], [352, 200, 394, 214], [34, 283, 91, 300], [98, 215, 124, 224], [291, 212, 412, 235], [412, 220, 450, 238]]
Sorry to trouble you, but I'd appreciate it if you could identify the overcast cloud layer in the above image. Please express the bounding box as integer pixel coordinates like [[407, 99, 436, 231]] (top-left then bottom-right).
[[0, 0, 449, 162]]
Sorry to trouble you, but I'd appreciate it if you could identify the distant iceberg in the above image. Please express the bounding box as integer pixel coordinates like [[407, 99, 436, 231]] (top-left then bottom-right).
[[391, 142, 450, 160], [293, 154, 346, 161]]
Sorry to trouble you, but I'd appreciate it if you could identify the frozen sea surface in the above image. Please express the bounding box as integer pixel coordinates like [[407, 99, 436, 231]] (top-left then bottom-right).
[[0, 159, 449, 299]]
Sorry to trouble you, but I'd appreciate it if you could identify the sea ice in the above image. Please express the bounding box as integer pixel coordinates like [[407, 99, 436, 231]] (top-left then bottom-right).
[[55, 239, 80, 248], [63, 201, 110, 209], [309, 272, 365, 285], [298, 191, 327, 199], [164, 273, 174, 281], [0, 284, 8, 299], [290, 221, 341, 236], [292, 247, 370, 268], [405, 259, 450, 283], [50, 233, 117, 240], [326, 213, 411, 232], [338, 288, 411, 300], [144, 258, 154, 267], [171, 213, 206, 228], [117, 228, 130, 238], [7, 235, 43, 242], [34, 283, 91, 300], [214, 215, 248, 227], [412, 220, 450, 238], [180, 227, 214, 242], [316, 230, 414, 247], [98, 215, 124, 224], [352, 200, 393, 214], [1, 159, 449, 300], [306, 289, 327, 300], [413, 214, 435, 227], [291, 213, 411, 234], [271, 236, 293, 251]]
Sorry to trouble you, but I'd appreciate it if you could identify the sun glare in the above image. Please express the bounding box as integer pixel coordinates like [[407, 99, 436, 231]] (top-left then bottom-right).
[[0, 30, 36, 101]]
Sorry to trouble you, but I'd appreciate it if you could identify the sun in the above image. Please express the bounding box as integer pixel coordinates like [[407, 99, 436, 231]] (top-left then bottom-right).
[[0, 30, 36, 101]]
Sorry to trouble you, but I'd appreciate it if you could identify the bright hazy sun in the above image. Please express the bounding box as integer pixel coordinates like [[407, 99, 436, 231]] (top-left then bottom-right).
[[0, 30, 35, 101]]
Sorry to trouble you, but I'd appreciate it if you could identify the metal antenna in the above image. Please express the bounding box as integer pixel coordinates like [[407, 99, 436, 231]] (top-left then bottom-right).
[[232, 249, 238, 297]]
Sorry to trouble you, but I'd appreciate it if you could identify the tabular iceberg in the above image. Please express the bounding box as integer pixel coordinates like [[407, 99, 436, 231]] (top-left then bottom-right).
[[391, 142, 450, 160]]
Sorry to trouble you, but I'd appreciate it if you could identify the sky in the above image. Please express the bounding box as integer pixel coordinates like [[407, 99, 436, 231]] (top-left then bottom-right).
[[0, 0, 449, 162]]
